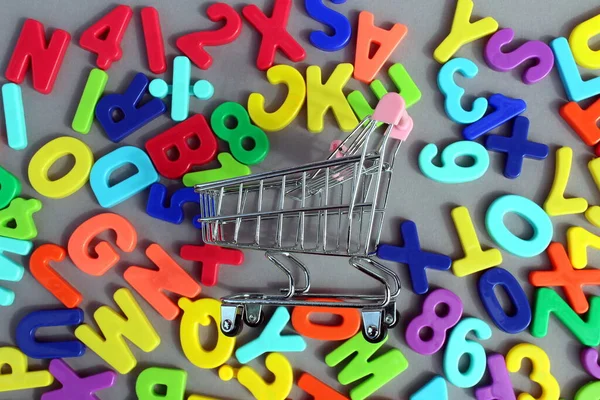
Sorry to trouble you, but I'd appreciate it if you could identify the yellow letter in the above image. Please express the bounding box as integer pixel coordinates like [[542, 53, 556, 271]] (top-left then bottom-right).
[[433, 0, 499, 63], [179, 297, 236, 369], [451, 206, 502, 277], [28, 136, 94, 199], [0, 347, 53, 392], [248, 65, 306, 132], [569, 14, 600, 69], [567, 226, 600, 269], [543, 147, 588, 216], [307, 63, 358, 133], [75, 288, 160, 374]]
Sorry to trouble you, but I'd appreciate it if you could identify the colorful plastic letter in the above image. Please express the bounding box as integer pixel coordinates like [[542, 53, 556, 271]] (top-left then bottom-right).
[[291, 298, 361, 341], [544, 147, 588, 216], [569, 14, 600, 70], [531, 287, 600, 346], [0, 237, 33, 306], [451, 206, 502, 277], [325, 333, 409, 400], [29, 244, 82, 308], [180, 244, 244, 287], [568, 226, 600, 269], [0, 347, 53, 392], [79, 5, 133, 70], [443, 317, 491, 388], [410, 376, 448, 400], [551, 37, 600, 102], [176, 3, 242, 70], [72, 68, 108, 134], [28, 136, 94, 199], [307, 63, 358, 133], [475, 354, 516, 400], [353, 11, 407, 83], [42, 359, 116, 400], [141, 7, 167, 74], [437, 58, 487, 124], [136, 367, 186, 400], [485, 116, 549, 179], [211, 102, 270, 165], [0, 166, 21, 209], [90, 146, 159, 208], [505, 343, 560, 400], [124, 243, 201, 320], [304, 0, 350, 52], [418, 141, 489, 184], [576, 381, 600, 400], [68, 213, 137, 276], [16, 308, 85, 359], [2, 83, 27, 150], [5, 19, 71, 95], [179, 297, 236, 369], [298, 373, 348, 400], [377, 220, 451, 294], [485, 194, 553, 258], [530, 242, 600, 314], [581, 347, 600, 379], [484, 28, 554, 84], [236, 307, 306, 363], [433, 0, 498, 63], [146, 114, 218, 179], [248, 64, 306, 132], [405, 288, 463, 355], [347, 63, 421, 122], [0, 198, 42, 240], [75, 288, 160, 374], [219, 353, 293, 400], [478, 268, 531, 333], [242, 0, 306, 70], [146, 184, 199, 225], [463, 93, 526, 140], [95, 73, 166, 142], [182, 153, 251, 186], [560, 96, 600, 146]]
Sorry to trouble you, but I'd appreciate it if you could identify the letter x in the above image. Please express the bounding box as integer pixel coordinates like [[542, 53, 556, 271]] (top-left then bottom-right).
[[242, 0, 306, 70], [377, 220, 451, 294], [485, 116, 549, 179], [42, 359, 116, 400]]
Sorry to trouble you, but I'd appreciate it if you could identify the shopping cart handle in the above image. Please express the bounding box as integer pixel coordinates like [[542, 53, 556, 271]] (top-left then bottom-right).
[[372, 93, 406, 126], [391, 112, 413, 141]]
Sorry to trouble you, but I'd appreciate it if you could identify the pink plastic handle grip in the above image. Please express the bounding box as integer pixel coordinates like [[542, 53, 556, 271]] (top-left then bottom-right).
[[372, 93, 406, 125], [391, 113, 413, 141]]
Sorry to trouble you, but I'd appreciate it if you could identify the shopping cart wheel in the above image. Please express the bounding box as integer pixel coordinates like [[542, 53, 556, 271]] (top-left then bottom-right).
[[221, 305, 243, 337], [243, 304, 265, 328], [384, 310, 401, 329], [361, 309, 387, 343]]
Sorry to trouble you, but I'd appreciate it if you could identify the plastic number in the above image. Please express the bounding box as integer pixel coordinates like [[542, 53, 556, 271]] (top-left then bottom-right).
[[443, 317, 491, 388], [505, 343, 560, 400], [477, 268, 531, 334], [405, 288, 463, 355], [418, 141, 489, 183], [211, 102, 269, 165]]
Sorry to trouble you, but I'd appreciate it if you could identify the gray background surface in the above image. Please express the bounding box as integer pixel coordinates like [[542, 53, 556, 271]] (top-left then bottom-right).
[[0, 0, 599, 399]]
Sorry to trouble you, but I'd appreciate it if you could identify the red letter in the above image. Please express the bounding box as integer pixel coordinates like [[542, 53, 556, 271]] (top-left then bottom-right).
[[180, 244, 243, 286], [176, 3, 242, 70], [5, 19, 71, 95], [124, 244, 201, 320], [79, 5, 133, 70], [560, 98, 600, 147], [141, 7, 166, 74], [242, 0, 306, 70], [145, 114, 218, 179], [298, 373, 348, 400]]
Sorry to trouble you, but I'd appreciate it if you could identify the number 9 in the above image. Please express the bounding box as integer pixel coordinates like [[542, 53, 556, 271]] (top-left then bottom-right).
[[418, 141, 489, 184], [443, 317, 492, 388]]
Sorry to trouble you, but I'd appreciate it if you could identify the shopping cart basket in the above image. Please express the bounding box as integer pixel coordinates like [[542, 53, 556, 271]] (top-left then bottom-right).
[[195, 93, 413, 343]]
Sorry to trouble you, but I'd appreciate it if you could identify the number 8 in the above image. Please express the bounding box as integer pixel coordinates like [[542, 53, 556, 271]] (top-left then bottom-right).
[[443, 317, 491, 388]]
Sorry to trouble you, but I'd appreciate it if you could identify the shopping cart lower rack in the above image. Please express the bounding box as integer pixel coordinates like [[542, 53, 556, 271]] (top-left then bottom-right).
[[195, 93, 413, 343]]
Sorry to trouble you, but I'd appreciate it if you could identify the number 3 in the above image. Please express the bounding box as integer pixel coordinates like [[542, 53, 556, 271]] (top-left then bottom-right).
[[505, 343, 560, 400]]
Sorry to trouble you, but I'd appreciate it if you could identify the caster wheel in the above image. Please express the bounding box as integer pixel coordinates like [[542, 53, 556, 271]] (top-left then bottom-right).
[[243, 309, 265, 328], [384, 310, 401, 329], [221, 312, 243, 337], [362, 323, 388, 343]]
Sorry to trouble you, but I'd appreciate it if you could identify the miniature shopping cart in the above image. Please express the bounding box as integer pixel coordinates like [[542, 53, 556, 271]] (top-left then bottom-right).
[[195, 93, 413, 343]]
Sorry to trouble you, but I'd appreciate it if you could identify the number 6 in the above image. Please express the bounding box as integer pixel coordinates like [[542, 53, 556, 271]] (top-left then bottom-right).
[[443, 317, 492, 388]]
